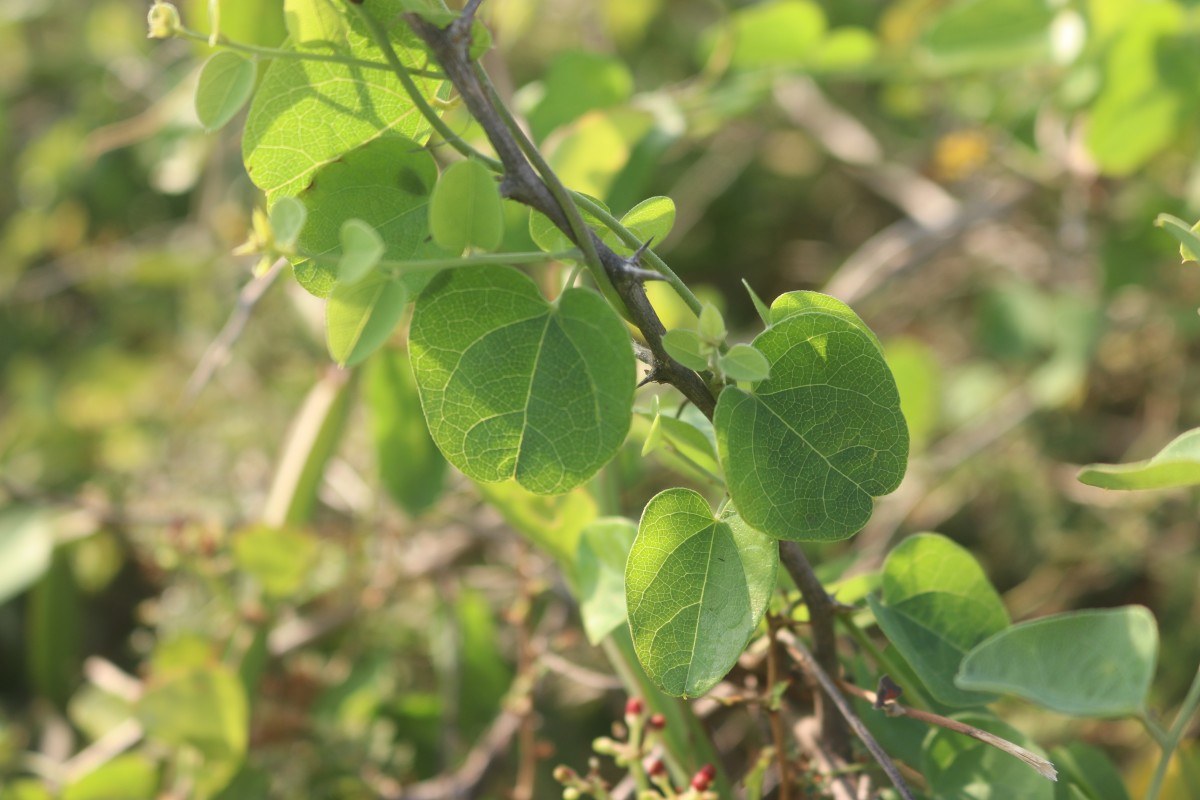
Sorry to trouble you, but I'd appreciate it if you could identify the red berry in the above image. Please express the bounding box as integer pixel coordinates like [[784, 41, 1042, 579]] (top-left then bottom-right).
[[647, 758, 666, 777], [648, 713, 666, 730], [691, 773, 711, 791], [625, 697, 644, 716], [700, 763, 717, 780]]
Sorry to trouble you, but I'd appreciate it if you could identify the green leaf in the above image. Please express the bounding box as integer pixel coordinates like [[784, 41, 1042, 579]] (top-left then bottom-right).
[[1078, 428, 1200, 491], [336, 219, 385, 285], [725, 0, 827, 69], [0, 508, 54, 606], [232, 525, 318, 598], [1051, 742, 1132, 800], [714, 298, 908, 541], [620, 196, 675, 245], [641, 411, 721, 480], [62, 755, 158, 800], [366, 347, 446, 516], [242, 0, 442, 198], [867, 533, 1009, 707], [922, 712, 1055, 799], [921, 0, 1054, 72], [769, 290, 883, 352], [662, 329, 711, 371], [294, 137, 440, 298], [626, 489, 778, 697], [956, 606, 1158, 717], [475, 480, 596, 565], [813, 27, 878, 70], [410, 266, 636, 494], [429, 159, 504, 253], [742, 279, 771, 326], [573, 517, 636, 644], [528, 195, 611, 255], [526, 50, 633, 141], [326, 273, 410, 367], [885, 337, 942, 452], [698, 303, 726, 343], [194, 51, 256, 131], [268, 196, 306, 249], [718, 343, 770, 382], [1155, 213, 1200, 263]]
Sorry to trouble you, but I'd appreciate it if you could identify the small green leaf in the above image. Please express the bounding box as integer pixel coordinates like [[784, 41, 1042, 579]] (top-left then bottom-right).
[[662, 329, 711, 371], [718, 344, 770, 382], [620, 196, 675, 244], [326, 274, 410, 367], [195, 51, 256, 131], [725, 0, 827, 69], [641, 411, 721, 479], [232, 525, 318, 598], [1155, 213, 1200, 263], [366, 347, 446, 516], [626, 489, 778, 697], [410, 266, 635, 494], [921, 0, 1054, 72], [529, 196, 611, 255], [268, 196, 306, 249], [956, 606, 1159, 717], [475, 480, 596, 565], [742, 279, 771, 326], [62, 754, 158, 800], [698, 303, 726, 343], [714, 297, 908, 541], [0, 508, 54, 606], [429, 159, 504, 253], [573, 517, 636, 644], [526, 50, 633, 141], [885, 337, 942, 452], [1078, 427, 1200, 490], [868, 533, 1009, 707], [337, 219, 385, 285]]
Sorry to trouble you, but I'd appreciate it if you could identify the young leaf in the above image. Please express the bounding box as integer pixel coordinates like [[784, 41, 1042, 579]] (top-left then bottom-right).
[[723, 0, 827, 69], [1155, 213, 1200, 263], [620, 196, 675, 245], [641, 412, 721, 479], [294, 137, 439, 297], [867, 533, 1009, 707], [955, 606, 1159, 717], [662, 329, 711, 371], [742, 279, 772, 326], [195, 51, 256, 131], [337, 219, 385, 285], [61, 755, 158, 800], [268, 196, 307, 249], [1077, 427, 1200, 490], [529, 196, 611, 255], [429, 159, 504, 253], [698, 303, 726, 343], [326, 274, 410, 367], [526, 50, 634, 141], [718, 343, 770, 382], [626, 489, 778, 697], [409, 266, 635, 495], [714, 301, 908, 541], [243, 0, 442, 198], [573, 517, 637, 645]]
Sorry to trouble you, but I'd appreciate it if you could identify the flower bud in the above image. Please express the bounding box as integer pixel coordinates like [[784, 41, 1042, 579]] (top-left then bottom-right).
[[648, 713, 666, 730], [646, 758, 666, 777], [147, 2, 181, 39], [624, 697, 644, 717], [552, 765, 578, 783]]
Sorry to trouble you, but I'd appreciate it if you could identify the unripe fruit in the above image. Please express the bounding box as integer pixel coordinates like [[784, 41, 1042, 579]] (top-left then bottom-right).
[[648, 713, 666, 730], [625, 697, 644, 716]]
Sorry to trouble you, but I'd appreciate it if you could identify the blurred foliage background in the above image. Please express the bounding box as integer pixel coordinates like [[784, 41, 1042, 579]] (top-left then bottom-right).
[[1, 0, 1199, 797]]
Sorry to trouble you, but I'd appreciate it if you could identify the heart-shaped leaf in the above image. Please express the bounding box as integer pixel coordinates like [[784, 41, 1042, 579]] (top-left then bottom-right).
[[714, 294, 908, 541], [430, 159, 504, 253], [409, 266, 635, 494], [868, 533, 1009, 707], [626, 489, 778, 697], [955, 606, 1158, 717], [1078, 427, 1200, 491], [195, 51, 256, 131]]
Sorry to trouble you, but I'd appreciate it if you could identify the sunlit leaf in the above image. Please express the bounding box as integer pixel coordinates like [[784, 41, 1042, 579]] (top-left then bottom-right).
[[0, 508, 54, 606], [62, 755, 158, 800], [718, 343, 770, 382], [268, 196, 306, 249], [662, 328, 711, 371], [725, 0, 827, 69], [336, 219, 385, 285], [1155, 213, 1200, 263], [326, 274, 410, 367], [232, 525, 318, 598], [1078, 428, 1200, 491], [574, 517, 636, 644], [921, 0, 1054, 72], [195, 51, 256, 131], [526, 50, 633, 141], [620, 195, 675, 245]]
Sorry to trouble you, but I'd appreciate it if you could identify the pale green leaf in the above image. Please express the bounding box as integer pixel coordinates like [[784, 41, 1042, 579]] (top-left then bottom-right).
[[62, 754, 158, 800], [813, 27, 878, 70], [429, 159, 504, 253], [326, 274, 409, 367], [269, 196, 307, 249], [1155, 213, 1200, 263], [337, 219, 385, 285], [242, 0, 441, 198], [137, 665, 248, 760], [195, 51, 256, 131], [1078, 428, 1200, 490], [626, 489, 778, 697], [294, 137, 441, 298], [769, 290, 884, 352], [528, 195, 611, 255], [0, 509, 54, 606], [921, 0, 1054, 72], [475, 480, 596, 565], [410, 266, 635, 494], [699, 303, 726, 343], [742, 279, 771, 326], [232, 525, 318, 597], [366, 347, 446, 516], [726, 0, 827, 69], [956, 606, 1158, 717], [526, 50, 633, 141], [718, 343, 770, 382], [620, 196, 675, 245], [640, 411, 721, 479], [662, 329, 711, 371], [885, 337, 942, 452], [714, 301, 908, 541], [868, 533, 1009, 707], [574, 517, 636, 644]]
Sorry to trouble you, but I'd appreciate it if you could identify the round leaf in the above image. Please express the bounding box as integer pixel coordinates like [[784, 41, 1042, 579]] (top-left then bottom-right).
[[956, 606, 1159, 717], [337, 218, 385, 285], [714, 301, 908, 541], [410, 266, 636, 494], [195, 51, 256, 131], [662, 329, 711, 371], [620, 196, 675, 245], [718, 343, 770, 382], [626, 489, 778, 697], [429, 159, 504, 253]]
